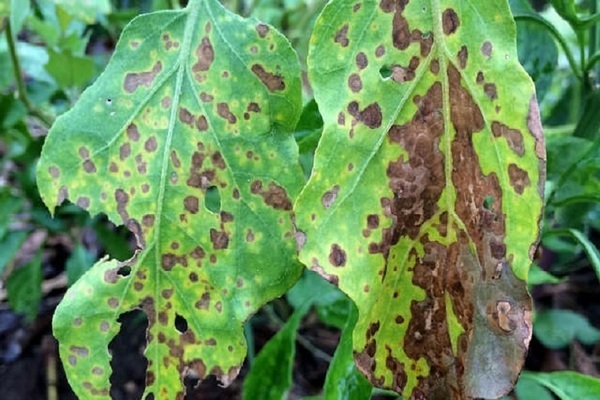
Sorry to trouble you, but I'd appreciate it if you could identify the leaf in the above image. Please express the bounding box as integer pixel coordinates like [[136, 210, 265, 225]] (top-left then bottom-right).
[[323, 304, 372, 400], [509, 0, 558, 102], [527, 263, 564, 286], [66, 244, 95, 285], [53, 0, 111, 24], [533, 309, 600, 349], [6, 250, 42, 321], [0, 230, 28, 275], [520, 371, 600, 400], [37, 0, 303, 397], [546, 228, 600, 282], [295, 0, 545, 399], [514, 374, 555, 400], [45, 48, 94, 88], [242, 303, 310, 399]]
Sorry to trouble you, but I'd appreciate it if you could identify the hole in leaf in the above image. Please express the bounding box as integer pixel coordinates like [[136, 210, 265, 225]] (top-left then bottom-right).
[[174, 313, 188, 333], [109, 310, 148, 399], [483, 195, 494, 210], [205, 186, 221, 213], [145, 394, 155, 400], [379, 65, 392, 79], [183, 368, 201, 392], [106, 98, 113, 106], [117, 265, 131, 276]]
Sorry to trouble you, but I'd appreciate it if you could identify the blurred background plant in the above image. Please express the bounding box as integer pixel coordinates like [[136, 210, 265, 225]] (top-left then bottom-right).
[[1, 0, 600, 399]]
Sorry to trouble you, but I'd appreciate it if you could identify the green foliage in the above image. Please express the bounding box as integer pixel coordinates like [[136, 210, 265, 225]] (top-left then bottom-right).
[[2, 0, 600, 399]]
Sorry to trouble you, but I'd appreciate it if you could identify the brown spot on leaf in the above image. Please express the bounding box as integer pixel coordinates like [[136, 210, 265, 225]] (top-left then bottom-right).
[[250, 180, 293, 210], [49, 166, 60, 178], [76, 197, 90, 209], [120, 143, 131, 161], [334, 24, 349, 47], [217, 103, 237, 124], [375, 45, 385, 57], [356, 52, 368, 69], [329, 244, 347, 267], [430, 59, 440, 74], [348, 101, 382, 129], [179, 107, 194, 125], [367, 214, 379, 229], [196, 115, 208, 131], [484, 83, 498, 100], [390, 57, 420, 83], [508, 164, 531, 194], [83, 160, 96, 173], [442, 8, 459, 35], [348, 74, 363, 92], [251, 64, 285, 91], [192, 37, 214, 72], [184, 196, 199, 214], [210, 229, 229, 250], [127, 124, 140, 141], [481, 41, 493, 57], [115, 189, 129, 223], [322, 185, 340, 208], [124, 61, 162, 93], [458, 45, 468, 69], [256, 23, 269, 38], [212, 152, 226, 169], [142, 214, 155, 227], [491, 122, 524, 156], [196, 292, 211, 310]]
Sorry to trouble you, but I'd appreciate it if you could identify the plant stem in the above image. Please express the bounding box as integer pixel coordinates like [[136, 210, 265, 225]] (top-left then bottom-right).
[[5, 20, 53, 128]]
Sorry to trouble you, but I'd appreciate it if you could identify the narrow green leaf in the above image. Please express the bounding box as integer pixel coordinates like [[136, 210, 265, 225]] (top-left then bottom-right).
[[520, 371, 600, 400], [37, 0, 303, 398], [0, 230, 28, 275], [549, 228, 600, 282], [242, 303, 310, 400], [534, 309, 600, 349], [296, 0, 545, 398], [6, 251, 42, 321], [323, 304, 372, 400], [527, 263, 564, 286], [66, 244, 95, 285]]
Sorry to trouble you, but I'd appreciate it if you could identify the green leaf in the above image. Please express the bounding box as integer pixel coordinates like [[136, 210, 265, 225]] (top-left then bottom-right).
[[66, 244, 95, 285], [514, 373, 555, 400], [527, 263, 564, 286], [573, 90, 600, 140], [0, 230, 28, 275], [0, 189, 24, 238], [533, 309, 600, 349], [37, 0, 303, 398], [509, 0, 558, 102], [546, 228, 600, 282], [323, 304, 372, 400], [242, 303, 310, 399], [295, 0, 545, 398], [45, 48, 94, 88], [520, 371, 600, 400], [53, 0, 111, 24], [6, 251, 42, 321]]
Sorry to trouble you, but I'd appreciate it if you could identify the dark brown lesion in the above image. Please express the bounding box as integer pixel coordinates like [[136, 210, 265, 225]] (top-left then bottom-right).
[[192, 37, 214, 73], [251, 64, 285, 92], [124, 61, 163, 93], [442, 8, 460, 35], [334, 24, 349, 47], [347, 101, 382, 129], [250, 180, 293, 210]]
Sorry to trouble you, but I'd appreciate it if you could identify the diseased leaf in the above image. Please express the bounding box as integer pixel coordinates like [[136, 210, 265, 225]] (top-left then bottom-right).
[[37, 0, 303, 398], [295, 0, 545, 398]]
